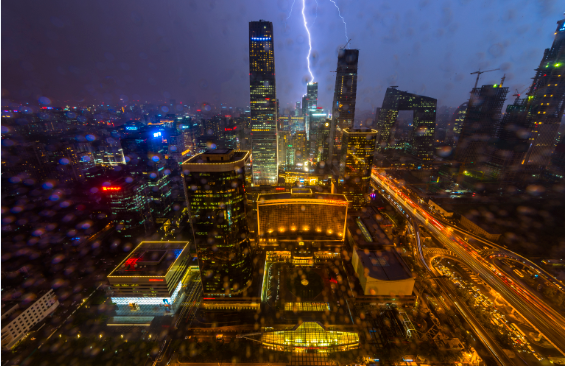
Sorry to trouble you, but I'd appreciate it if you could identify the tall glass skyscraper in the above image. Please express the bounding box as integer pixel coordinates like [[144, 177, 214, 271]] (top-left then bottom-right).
[[522, 18, 565, 168], [249, 20, 278, 185], [182, 149, 253, 297], [328, 49, 359, 166], [304, 82, 318, 141]]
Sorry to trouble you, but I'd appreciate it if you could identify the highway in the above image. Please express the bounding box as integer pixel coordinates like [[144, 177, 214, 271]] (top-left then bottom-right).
[[371, 172, 565, 357]]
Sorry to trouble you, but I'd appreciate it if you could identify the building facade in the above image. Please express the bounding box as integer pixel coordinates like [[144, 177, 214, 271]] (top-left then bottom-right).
[[375, 87, 437, 163], [249, 20, 278, 185], [182, 150, 254, 297], [107, 241, 192, 317], [454, 83, 508, 165], [328, 49, 359, 166], [1, 289, 59, 350], [339, 128, 377, 209], [522, 18, 565, 169]]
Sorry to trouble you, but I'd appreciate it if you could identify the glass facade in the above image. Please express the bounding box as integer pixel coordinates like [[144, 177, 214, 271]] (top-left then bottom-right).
[[182, 150, 253, 296], [339, 128, 377, 209], [249, 20, 278, 185], [328, 49, 359, 165], [375, 87, 437, 163]]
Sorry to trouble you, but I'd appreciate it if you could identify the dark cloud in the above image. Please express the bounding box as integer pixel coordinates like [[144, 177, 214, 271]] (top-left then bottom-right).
[[1, 0, 560, 110]]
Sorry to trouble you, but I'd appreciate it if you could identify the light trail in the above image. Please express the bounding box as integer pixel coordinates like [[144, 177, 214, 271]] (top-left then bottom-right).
[[328, 0, 348, 44], [302, 0, 314, 82]]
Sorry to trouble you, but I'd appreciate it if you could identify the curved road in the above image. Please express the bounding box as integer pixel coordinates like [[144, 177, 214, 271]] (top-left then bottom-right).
[[371, 172, 565, 357]]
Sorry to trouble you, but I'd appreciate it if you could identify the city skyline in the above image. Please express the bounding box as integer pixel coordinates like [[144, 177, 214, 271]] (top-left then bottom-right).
[[2, 0, 562, 112]]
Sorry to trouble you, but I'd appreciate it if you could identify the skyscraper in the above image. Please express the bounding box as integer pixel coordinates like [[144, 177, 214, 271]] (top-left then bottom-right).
[[339, 128, 377, 209], [454, 82, 508, 165], [304, 82, 318, 141], [488, 95, 530, 180], [522, 18, 565, 168], [249, 20, 278, 185], [182, 149, 253, 296], [328, 49, 359, 166], [374, 87, 437, 163], [448, 102, 468, 147]]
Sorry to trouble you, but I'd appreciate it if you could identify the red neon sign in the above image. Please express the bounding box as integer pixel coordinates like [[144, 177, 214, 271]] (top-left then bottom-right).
[[275, 187, 285, 191], [149, 279, 164, 282], [202, 298, 215, 300], [102, 187, 121, 191]]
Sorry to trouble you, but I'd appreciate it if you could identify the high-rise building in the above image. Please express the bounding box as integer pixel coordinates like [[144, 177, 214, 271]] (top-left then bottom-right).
[[182, 149, 253, 297], [293, 131, 308, 166], [522, 18, 565, 168], [328, 49, 359, 166], [249, 20, 278, 185], [278, 130, 291, 170], [375, 87, 437, 163], [304, 82, 318, 141], [316, 120, 332, 163], [454, 82, 508, 165], [295, 101, 301, 116], [448, 102, 468, 146], [339, 128, 377, 209], [488, 95, 530, 180]]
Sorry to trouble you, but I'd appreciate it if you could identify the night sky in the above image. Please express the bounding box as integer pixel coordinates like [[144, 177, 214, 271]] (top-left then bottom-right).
[[1, 0, 562, 112]]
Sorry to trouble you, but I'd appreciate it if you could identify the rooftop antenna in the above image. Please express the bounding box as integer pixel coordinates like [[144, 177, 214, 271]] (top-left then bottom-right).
[[342, 38, 352, 49], [470, 68, 500, 89], [500, 74, 506, 87]]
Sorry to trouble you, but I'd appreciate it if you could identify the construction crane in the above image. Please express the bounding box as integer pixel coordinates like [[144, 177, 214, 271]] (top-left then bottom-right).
[[470, 68, 500, 89]]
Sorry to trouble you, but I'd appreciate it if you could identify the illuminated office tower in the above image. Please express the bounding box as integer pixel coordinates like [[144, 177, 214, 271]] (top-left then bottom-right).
[[328, 49, 359, 166], [375, 87, 437, 163], [304, 82, 318, 140], [339, 128, 377, 209], [278, 130, 291, 170], [249, 20, 278, 185], [294, 131, 307, 166], [454, 82, 508, 165], [295, 101, 301, 116], [182, 149, 253, 296], [522, 18, 565, 169], [316, 120, 331, 162]]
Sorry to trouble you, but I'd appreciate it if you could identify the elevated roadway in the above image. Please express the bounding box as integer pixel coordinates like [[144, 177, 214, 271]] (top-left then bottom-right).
[[371, 172, 565, 357]]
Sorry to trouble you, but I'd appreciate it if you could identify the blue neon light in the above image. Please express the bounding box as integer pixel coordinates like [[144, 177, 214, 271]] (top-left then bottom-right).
[[125, 126, 137, 130], [251, 37, 271, 41], [153, 132, 162, 138], [561, 23, 565, 32]]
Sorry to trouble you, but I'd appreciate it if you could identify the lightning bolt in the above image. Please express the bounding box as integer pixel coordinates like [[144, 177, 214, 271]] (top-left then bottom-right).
[[302, 0, 314, 82], [328, 0, 348, 44], [286, 0, 296, 20]]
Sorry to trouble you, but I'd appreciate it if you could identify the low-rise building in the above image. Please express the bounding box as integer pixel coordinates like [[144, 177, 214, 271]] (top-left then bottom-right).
[[1, 289, 59, 350], [351, 247, 415, 297], [107, 241, 192, 318]]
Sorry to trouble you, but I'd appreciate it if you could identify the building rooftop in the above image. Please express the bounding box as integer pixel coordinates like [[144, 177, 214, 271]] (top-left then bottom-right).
[[108, 241, 189, 277], [258, 190, 348, 203], [355, 248, 412, 281], [183, 149, 248, 164]]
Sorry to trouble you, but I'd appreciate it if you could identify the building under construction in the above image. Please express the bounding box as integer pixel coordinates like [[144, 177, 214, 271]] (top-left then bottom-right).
[[453, 83, 508, 165]]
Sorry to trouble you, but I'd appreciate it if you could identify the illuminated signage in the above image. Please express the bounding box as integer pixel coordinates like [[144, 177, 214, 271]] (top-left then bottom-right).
[[153, 132, 162, 138], [125, 126, 137, 130], [149, 279, 164, 282], [251, 37, 271, 41], [102, 187, 121, 191], [224, 126, 237, 131]]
